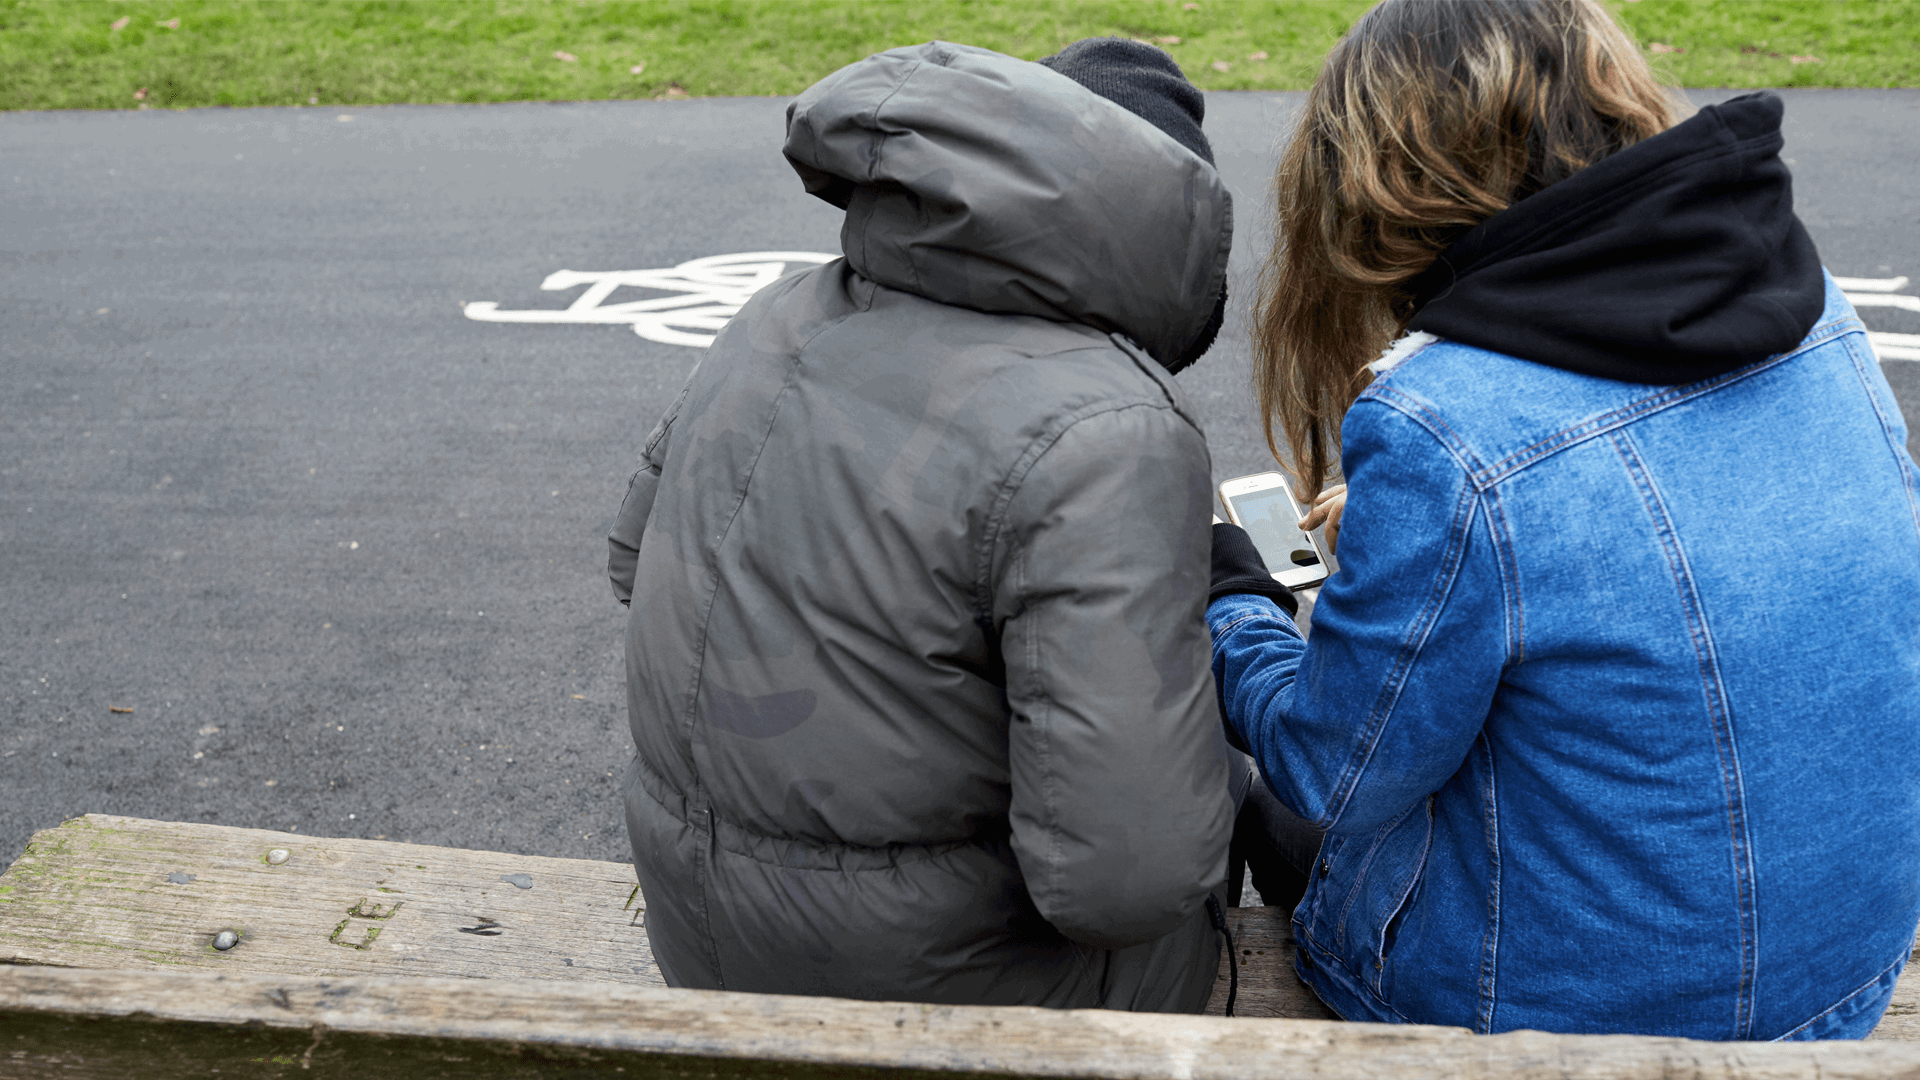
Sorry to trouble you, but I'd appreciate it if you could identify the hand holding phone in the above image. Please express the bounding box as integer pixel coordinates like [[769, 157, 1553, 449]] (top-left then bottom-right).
[[1217, 472, 1330, 592], [1298, 484, 1348, 557]]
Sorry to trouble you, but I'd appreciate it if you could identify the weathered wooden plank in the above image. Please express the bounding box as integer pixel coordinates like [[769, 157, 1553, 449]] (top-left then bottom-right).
[[1872, 964, 1920, 1041], [1206, 906, 1335, 1020], [0, 814, 659, 985], [10, 966, 1920, 1080], [3, 815, 1326, 1018], [6, 815, 1914, 1045]]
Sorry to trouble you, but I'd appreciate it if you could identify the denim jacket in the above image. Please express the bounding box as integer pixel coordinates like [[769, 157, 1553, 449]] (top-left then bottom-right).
[[1210, 277, 1920, 1039]]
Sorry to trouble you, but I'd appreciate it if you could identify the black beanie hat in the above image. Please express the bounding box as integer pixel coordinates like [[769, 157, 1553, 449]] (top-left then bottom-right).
[[1039, 38, 1226, 373], [1038, 38, 1213, 166]]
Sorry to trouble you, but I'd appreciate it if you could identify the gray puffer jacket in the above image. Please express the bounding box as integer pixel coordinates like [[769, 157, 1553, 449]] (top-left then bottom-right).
[[608, 42, 1235, 1011]]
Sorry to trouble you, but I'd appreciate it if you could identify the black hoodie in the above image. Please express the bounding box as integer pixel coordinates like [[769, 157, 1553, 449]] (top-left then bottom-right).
[[1406, 93, 1825, 385]]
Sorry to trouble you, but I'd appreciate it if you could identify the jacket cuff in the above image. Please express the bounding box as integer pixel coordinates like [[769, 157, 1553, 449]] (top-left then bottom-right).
[[1209, 576, 1300, 616], [1207, 592, 1298, 639]]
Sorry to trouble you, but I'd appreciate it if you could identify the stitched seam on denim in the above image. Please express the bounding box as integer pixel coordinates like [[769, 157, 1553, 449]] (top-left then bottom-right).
[[1368, 801, 1434, 997], [1295, 923, 1414, 1023], [1432, 317, 1862, 487], [1331, 802, 1417, 945], [1358, 388, 1486, 486], [1475, 733, 1502, 1034], [1772, 946, 1908, 1041], [1323, 476, 1479, 826], [1209, 610, 1268, 647], [1846, 331, 1920, 545], [1478, 483, 1525, 665], [1610, 429, 1758, 1038]]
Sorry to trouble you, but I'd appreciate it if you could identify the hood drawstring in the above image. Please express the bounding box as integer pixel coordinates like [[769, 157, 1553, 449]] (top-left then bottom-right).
[[1205, 893, 1237, 1018]]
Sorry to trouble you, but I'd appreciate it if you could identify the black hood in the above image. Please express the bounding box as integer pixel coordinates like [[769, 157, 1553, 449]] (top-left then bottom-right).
[[1406, 93, 1824, 385]]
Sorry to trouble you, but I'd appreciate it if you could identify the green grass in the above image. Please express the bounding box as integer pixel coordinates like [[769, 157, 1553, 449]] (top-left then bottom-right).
[[1, 0, 1915, 112], [1620, 0, 1920, 89]]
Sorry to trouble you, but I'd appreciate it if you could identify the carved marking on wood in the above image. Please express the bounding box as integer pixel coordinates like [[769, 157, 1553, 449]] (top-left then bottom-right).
[[346, 898, 403, 920], [330, 896, 404, 950], [329, 920, 385, 951]]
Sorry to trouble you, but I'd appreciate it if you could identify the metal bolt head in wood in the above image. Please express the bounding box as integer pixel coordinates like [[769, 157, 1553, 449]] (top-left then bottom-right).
[[265, 848, 290, 865], [211, 930, 238, 951]]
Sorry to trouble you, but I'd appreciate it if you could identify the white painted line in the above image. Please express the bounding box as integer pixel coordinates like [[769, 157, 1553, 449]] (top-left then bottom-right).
[[1836, 272, 1919, 360], [1834, 276, 1910, 292], [1847, 292, 1920, 314], [466, 251, 837, 347], [1869, 331, 1920, 362]]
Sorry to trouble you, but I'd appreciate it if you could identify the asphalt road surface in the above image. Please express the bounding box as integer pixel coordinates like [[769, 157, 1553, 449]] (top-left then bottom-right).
[[4, 89, 1917, 867]]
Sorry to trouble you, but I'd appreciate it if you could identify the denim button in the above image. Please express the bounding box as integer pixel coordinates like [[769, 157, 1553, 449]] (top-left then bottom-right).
[[1319, 858, 1330, 878]]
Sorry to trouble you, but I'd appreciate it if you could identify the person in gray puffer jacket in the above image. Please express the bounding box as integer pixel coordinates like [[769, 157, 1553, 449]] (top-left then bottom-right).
[[606, 39, 1236, 1012]]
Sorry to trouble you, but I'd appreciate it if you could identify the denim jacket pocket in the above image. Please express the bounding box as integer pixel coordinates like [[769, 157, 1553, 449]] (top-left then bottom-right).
[[1321, 795, 1435, 998]]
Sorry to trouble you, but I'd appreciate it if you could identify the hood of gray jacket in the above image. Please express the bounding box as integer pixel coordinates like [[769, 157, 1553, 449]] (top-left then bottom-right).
[[783, 41, 1233, 369]]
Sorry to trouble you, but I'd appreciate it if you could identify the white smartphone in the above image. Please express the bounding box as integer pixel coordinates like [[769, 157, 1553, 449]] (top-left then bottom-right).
[[1217, 472, 1330, 592]]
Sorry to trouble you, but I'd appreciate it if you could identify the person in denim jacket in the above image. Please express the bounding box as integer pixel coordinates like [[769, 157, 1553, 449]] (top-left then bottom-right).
[[1207, 0, 1920, 1040]]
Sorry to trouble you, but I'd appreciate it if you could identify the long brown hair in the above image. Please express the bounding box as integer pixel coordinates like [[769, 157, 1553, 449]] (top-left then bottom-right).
[[1253, 0, 1686, 499]]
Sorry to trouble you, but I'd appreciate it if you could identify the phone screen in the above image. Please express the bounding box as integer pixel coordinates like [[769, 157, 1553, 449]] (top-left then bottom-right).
[[1227, 487, 1323, 572]]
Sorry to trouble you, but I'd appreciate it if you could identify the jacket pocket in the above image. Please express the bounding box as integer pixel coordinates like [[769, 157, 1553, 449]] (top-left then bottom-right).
[[609, 388, 689, 607], [608, 464, 660, 606], [1322, 796, 1434, 998]]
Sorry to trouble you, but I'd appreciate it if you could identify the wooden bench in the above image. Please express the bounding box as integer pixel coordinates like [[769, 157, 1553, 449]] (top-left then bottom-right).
[[4, 814, 1919, 1078]]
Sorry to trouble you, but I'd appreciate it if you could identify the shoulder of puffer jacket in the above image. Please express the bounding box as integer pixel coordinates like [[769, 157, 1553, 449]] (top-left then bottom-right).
[[1098, 331, 1207, 439]]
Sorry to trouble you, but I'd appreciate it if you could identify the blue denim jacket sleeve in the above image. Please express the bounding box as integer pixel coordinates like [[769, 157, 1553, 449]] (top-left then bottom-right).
[[1209, 398, 1509, 836]]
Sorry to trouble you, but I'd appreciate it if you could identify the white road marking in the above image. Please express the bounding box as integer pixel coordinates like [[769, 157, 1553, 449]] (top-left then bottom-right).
[[1838, 274, 1919, 361], [466, 255, 1920, 362], [1849, 293, 1920, 314], [464, 251, 836, 347], [1869, 331, 1920, 362]]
